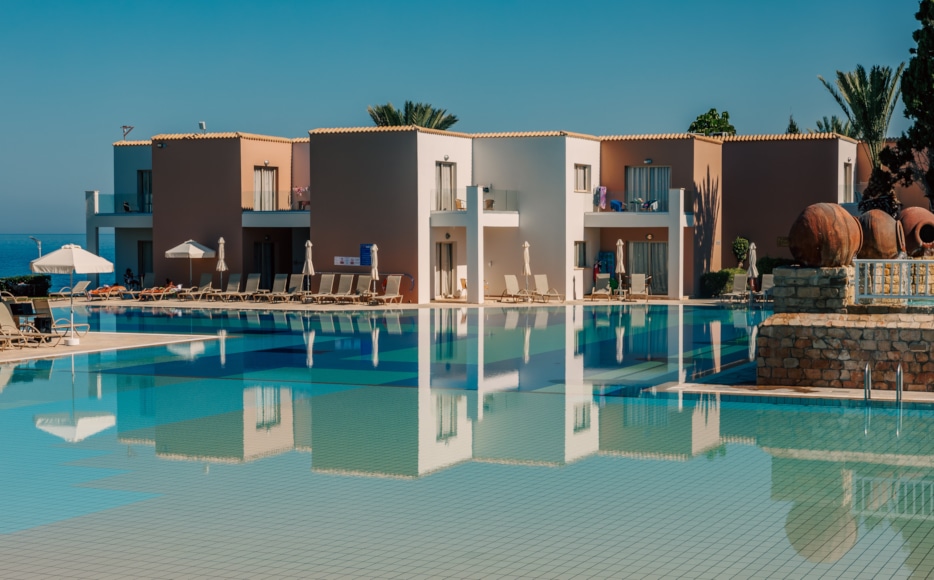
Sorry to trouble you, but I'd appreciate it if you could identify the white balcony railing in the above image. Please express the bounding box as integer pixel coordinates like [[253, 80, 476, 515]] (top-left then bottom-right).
[[431, 188, 519, 212], [94, 193, 152, 214], [854, 258, 934, 303]]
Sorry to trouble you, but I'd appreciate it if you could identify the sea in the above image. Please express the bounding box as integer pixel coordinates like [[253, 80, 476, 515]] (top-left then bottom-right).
[[0, 233, 116, 291]]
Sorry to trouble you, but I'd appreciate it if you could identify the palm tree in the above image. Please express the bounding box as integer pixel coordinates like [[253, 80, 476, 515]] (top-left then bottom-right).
[[808, 115, 858, 138], [818, 63, 905, 168], [367, 101, 459, 130]]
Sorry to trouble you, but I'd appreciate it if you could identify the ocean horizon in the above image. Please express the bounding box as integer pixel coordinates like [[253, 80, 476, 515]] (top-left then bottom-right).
[[0, 232, 116, 290]]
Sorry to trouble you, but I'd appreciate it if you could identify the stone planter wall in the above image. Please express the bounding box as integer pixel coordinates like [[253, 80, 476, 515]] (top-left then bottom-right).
[[757, 312, 934, 391], [772, 266, 854, 314]]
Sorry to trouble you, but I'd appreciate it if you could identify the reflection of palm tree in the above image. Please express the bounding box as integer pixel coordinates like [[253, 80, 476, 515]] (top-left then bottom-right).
[[367, 101, 459, 130], [818, 64, 905, 169]]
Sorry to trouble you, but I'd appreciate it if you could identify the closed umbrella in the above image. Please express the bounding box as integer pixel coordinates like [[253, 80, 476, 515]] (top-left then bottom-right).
[[616, 326, 626, 364], [746, 242, 759, 304], [302, 240, 315, 291], [523, 325, 531, 364], [370, 244, 379, 296], [165, 239, 216, 287], [306, 329, 315, 369], [522, 241, 531, 293], [371, 326, 379, 368], [218, 329, 227, 368], [615, 239, 626, 297], [216, 237, 228, 289], [31, 244, 113, 346]]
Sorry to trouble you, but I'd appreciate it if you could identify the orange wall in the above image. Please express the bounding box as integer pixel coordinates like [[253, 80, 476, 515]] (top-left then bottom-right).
[[601, 137, 722, 295], [152, 138, 242, 286], [239, 139, 293, 210], [309, 131, 420, 303], [722, 139, 840, 265]]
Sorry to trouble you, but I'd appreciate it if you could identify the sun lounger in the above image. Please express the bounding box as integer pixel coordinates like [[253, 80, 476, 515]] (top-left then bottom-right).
[[305, 274, 336, 303], [33, 298, 89, 337], [138, 286, 177, 301], [122, 273, 154, 300], [49, 280, 90, 300], [331, 275, 356, 303], [347, 275, 372, 303], [87, 285, 127, 301], [501, 274, 532, 302], [178, 273, 214, 301], [212, 273, 242, 302], [0, 302, 62, 348], [627, 273, 649, 302], [373, 275, 403, 304], [532, 274, 563, 302], [720, 274, 749, 303], [225, 273, 260, 301], [588, 273, 612, 300], [256, 274, 289, 302], [753, 274, 774, 305]]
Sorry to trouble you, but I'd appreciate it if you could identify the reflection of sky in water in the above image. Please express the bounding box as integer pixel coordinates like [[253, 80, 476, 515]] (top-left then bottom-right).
[[0, 305, 926, 577]]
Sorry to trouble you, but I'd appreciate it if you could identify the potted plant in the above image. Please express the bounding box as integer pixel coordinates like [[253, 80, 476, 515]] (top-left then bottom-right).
[[732, 237, 749, 268]]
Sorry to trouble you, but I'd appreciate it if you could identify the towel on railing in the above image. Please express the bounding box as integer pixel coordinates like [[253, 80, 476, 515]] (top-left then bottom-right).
[[594, 187, 607, 210]]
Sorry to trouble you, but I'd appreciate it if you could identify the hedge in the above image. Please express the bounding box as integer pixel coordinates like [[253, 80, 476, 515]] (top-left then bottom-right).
[[0, 275, 52, 297]]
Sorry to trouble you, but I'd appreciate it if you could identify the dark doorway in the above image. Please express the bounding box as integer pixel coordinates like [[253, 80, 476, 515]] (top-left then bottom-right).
[[254, 241, 275, 289]]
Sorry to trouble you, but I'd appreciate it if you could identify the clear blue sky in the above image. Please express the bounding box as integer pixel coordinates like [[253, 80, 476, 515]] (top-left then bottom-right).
[[0, 0, 919, 233]]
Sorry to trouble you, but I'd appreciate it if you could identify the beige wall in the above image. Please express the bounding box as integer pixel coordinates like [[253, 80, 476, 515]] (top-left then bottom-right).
[[239, 139, 293, 210], [722, 139, 842, 265], [692, 139, 723, 281], [309, 131, 420, 303], [152, 138, 242, 286]]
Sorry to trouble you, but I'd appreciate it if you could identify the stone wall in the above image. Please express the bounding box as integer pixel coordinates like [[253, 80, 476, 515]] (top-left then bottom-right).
[[757, 312, 934, 391], [772, 266, 854, 314]]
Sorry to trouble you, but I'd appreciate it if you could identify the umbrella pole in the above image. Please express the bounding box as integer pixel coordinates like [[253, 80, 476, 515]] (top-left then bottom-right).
[[65, 272, 79, 346]]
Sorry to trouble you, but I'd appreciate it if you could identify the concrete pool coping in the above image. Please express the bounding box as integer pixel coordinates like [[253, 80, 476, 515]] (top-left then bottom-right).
[[0, 332, 216, 364]]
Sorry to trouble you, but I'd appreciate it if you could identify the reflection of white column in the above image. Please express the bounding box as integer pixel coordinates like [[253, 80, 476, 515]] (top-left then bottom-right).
[[419, 389, 473, 474], [670, 304, 684, 385], [469, 309, 486, 419], [710, 320, 722, 374], [466, 186, 484, 304], [565, 381, 599, 463], [418, 309, 431, 389], [666, 188, 686, 300], [565, 305, 584, 386]]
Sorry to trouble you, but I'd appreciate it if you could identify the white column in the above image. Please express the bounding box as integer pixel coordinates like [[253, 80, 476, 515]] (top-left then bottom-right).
[[667, 188, 686, 300], [85, 190, 101, 287], [466, 186, 484, 304]]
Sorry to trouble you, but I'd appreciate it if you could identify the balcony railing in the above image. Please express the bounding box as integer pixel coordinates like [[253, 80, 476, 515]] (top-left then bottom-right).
[[242, 190, 310, 212], [854, 258, 934, 303], [431, 188, 519, 212], [94, 193, 152, 214], [605, 190, 670, 213]]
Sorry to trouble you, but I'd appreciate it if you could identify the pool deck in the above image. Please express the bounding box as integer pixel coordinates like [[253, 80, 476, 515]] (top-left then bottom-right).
[[0, 331, 215, 364]]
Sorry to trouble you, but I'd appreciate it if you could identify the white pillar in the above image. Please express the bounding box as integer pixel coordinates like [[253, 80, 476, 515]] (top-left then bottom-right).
[[667, 188, 686, 300], [466, 186, 484, 304], [85, 190, 101, 287]]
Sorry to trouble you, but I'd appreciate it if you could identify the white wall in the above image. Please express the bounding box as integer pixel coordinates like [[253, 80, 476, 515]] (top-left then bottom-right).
[[565, 137, 601, 300], [837, 140, 858, 203], [113, 145, 152, 194], [473, 137, 567, 296], [418, 132, 473, 302], [114, 227, 153, 283]]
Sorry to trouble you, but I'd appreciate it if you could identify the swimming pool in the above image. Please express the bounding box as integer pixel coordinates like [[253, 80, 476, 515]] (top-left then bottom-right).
[[2, 304, 929, 578]]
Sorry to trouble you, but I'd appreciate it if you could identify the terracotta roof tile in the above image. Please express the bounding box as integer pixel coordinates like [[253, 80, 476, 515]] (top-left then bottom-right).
[[600, 133, 724, 145], [112, 140, 152, 147], [308, 125, 472, 139], [150, 132, 294, 144], [724, 132, 858, 144], [472, 130, 601, 142]]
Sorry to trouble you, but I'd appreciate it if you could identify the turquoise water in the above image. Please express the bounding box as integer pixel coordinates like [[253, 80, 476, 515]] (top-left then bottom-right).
[[0, 304, 929, 578], [0, 233, 115, 290]]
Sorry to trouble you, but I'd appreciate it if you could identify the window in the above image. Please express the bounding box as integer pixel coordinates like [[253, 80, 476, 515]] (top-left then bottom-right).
[[253, 387, 281, 430], [574, 241, 587, 268], [574, 164, 591, 192], [436, 162, 456, 210], [625, 166, 671, 211], [137, 170, 152, 212], [253, 167, 278, 211], [573, 403, 591, 433], [436, 394, 458, 441]]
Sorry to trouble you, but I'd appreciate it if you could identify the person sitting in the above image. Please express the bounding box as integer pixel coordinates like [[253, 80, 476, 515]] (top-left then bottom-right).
[[123, 268, 139, 290], [123, 201, 132, 212]]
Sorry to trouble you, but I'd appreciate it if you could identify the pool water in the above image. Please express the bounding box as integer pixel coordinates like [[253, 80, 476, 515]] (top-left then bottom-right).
[[1, 304, 931, 578]]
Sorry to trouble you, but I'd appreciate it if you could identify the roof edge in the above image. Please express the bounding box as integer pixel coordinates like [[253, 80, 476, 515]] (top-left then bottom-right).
[[113, 140, 152, 147]]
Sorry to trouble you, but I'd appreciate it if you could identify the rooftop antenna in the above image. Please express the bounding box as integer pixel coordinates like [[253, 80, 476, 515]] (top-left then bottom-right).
[[198, 121, 206, 134], [121, 125, 134, 140]]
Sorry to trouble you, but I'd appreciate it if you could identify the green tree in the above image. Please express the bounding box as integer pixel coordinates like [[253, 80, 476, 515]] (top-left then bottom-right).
[[367, 101, 459, 130], [688, 108, 736, 136], [881, 0, 934, 210], [818, 63, 905, 169], [808, 115, 858, 138], [786, 115, 801, 134]]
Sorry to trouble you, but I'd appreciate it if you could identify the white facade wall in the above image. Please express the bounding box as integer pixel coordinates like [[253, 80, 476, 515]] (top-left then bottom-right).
[[114, 145, 152, 195], [472, 137, 567, 297], [417, 132, 473, 302], [114, 228, 153, 281], [836, 140, 858, 203], [565, 137, 601, 300]]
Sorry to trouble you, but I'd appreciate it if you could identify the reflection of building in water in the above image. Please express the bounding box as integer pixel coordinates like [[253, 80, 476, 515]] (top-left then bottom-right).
[[312, 386, 472, 478], [117, 378, 293, 463], [599, 393, 720, 460]]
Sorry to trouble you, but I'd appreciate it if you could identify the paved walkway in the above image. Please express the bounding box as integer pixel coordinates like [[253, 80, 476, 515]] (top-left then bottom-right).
[[0, 332, 215, 364]]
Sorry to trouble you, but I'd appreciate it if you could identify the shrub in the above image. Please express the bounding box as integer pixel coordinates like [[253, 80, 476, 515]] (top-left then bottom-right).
[[0, 275, 52, 297], [700, 267, 746, 298], [731, 237, 749, 265]]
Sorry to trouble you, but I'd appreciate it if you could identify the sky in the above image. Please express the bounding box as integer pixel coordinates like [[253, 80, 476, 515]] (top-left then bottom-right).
[[0, 0, 920, 234]]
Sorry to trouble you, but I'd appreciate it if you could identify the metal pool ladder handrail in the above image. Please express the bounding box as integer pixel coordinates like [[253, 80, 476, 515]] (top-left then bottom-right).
[[864, 362, 871, 402]]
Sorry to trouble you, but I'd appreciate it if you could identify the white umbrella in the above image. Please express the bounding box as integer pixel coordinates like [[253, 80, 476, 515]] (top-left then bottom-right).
[[615, 239, 626, 296], [746, 242, 758, 305], [167, 341, 206, 360], [216, 237, 228, 289], [522, 241, 531, 293], [218, 329, 227, 367], [31, 244, 113, 346], [35, 412, 116, 443], [302, 240, 315, 291], [616, 325, 626, 364], [165, 239, 216, 287], [306, 329, 315, 369], [370, 244, 379, 296], [371, 326, 380, 368], [523, 325, 531, 364]]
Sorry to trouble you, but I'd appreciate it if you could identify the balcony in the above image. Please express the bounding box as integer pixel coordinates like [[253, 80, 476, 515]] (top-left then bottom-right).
[[93, 193, 152, 215], [584, 188, 692, 228], [431, 188, 519, 212], [85, 191, 152, 229], [242, 191, 310, 227]]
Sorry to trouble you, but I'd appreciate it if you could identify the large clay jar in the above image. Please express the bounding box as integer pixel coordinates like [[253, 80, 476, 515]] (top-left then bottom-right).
[[857, 209, 906, 259], [789, 203, 863, 267], [899, 206, 934, 256]]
